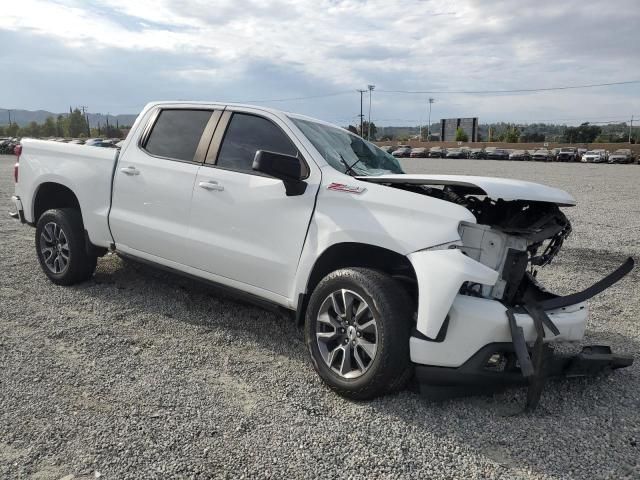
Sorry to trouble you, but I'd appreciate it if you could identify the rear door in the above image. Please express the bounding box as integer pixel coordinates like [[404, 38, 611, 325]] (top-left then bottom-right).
[[110, 107, 221, 263], [184, 108, 320, 299]]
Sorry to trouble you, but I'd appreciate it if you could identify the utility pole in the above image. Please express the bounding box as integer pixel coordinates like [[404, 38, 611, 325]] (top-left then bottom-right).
[[80, 105, 90, 136], [357, 89, 366, 137], [7, 109, 11, 126], [367, 84, 375, 141], [630, 115, 634, 144]]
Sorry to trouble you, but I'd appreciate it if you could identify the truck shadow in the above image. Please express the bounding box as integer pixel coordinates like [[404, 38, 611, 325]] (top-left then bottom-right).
[[80, 252, 639, 479]]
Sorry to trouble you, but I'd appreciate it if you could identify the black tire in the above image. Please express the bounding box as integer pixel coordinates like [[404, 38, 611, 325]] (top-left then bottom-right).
[[35, 208, 97, 286], [304, 268, 413, 400]]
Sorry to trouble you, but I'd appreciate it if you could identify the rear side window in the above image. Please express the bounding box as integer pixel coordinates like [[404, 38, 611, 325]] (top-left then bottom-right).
[[216, 113, 298, 173], [144, 109, 212, 162]]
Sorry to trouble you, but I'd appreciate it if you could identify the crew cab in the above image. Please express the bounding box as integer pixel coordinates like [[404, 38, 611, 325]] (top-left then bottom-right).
[[11, 102, 633, 408]]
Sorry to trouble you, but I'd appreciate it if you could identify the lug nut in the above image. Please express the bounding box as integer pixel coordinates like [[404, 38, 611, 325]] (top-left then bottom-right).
[[356, 331, 361, 337], [344, 339, 348, 344]]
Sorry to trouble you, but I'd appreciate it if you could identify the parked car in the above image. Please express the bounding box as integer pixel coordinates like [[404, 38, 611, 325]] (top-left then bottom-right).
[[92, 140, 119, 148], [576, 148, 588, 161], [581, 150, 607, 163], [597, 149, 609, 161], [445, 148, 467, 159], [486, 149, 510, 160], [0, 137, 19, 154], [532, 149, 553, 162], [550, 148, 562, 161], [409, 147, 428, 158], [379, 146, 396, 154], [10, 101, 634, 407], [509, 150, 531, 161], [428, 146, 445, 158], [608, 149, 634, 164], [391, 146, 411, 158], [556, 148, 577, 162], [468, 148, 486, 159]]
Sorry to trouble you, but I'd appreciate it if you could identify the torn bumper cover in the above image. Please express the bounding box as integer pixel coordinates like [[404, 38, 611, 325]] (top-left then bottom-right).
[[414, 343, 632, 397], [408, 250, 634, 409]]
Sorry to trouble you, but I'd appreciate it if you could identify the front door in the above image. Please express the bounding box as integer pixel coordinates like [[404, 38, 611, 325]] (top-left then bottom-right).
[[185, 110, 319, 299]]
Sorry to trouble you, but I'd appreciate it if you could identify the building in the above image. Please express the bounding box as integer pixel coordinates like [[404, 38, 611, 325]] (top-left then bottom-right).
[[440, 117, 478, 142]]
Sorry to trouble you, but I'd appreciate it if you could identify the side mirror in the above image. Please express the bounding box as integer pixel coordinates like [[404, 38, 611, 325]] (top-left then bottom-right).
[[253, 150, 307, 196]]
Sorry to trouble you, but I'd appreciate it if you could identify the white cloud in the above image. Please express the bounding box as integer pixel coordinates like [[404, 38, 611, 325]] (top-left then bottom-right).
[[1, 0, 639, 124]]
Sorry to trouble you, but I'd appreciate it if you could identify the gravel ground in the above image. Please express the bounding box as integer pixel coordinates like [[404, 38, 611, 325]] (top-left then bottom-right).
[[1, 154, 638, 479]]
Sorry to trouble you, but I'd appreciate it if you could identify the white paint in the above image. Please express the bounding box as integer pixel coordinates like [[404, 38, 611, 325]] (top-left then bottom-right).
[[408, 249, 500, 338], [410, 295, 588, 367], [357, 174, 576, 206], [15, 101, 589, 371]]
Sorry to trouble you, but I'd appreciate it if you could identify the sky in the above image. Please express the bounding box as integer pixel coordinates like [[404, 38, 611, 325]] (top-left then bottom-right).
[[1, 0, 639, 126]]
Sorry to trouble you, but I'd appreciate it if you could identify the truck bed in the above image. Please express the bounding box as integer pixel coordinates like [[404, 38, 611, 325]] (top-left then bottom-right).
[[16, 139, 119, 248]]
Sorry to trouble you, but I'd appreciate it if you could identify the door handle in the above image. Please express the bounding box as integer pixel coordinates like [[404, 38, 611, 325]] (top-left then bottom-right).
[[199, 181, 224, 191], [120, 166, 140, 176]]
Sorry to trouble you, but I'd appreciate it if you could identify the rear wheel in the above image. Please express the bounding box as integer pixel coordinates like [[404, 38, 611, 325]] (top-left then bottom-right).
[[305, 268, 412, 399], [35, 208, 97, 285]]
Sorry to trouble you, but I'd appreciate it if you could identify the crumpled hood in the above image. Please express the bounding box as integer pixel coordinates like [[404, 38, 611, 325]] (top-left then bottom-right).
[[355, 174, 576, 206]]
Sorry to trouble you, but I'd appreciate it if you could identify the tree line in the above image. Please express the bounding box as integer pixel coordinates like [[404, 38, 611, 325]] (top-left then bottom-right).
[[352, 121, 638, 143], [0, 108, 127, 139]]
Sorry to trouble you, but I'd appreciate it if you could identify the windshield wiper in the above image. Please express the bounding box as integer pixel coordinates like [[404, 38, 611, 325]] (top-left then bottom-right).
[[338, 153, 363, 177]]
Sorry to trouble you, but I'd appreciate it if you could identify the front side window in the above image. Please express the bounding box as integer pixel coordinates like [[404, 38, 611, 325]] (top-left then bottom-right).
[[216, 113, 298, 173], [144, 109, 212, 162], [291, 118, 403, 176]]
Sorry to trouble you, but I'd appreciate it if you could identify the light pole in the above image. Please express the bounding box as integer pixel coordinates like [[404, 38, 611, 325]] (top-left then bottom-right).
[[427, 98, 434, 142], [357, 89, 366, 137], [367, 84, 375, 140]]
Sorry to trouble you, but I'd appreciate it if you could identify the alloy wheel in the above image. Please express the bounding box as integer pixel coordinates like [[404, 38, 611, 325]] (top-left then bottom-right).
[[315, 289, 378, 379], [40, 221, 70, 274]]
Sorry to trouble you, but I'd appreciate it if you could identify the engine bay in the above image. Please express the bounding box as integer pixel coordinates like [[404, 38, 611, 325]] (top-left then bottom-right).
[[392, 182, 573, 305]]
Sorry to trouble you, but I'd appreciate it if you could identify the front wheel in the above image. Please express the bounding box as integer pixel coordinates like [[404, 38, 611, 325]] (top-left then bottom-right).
[[35, 208, 97, 285], [305, 268, 413, 399]]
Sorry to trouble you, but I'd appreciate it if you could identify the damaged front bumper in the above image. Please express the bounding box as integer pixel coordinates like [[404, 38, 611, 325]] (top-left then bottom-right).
[[408, 248, 634, 409], [414, 343, 632, 399]]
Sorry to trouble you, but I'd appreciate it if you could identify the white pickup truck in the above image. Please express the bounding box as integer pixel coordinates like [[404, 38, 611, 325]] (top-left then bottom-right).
[[11, 102, 633, 408]]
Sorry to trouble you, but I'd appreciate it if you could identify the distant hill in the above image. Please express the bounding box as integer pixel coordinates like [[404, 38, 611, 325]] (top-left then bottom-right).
[[0, 108, 138, 128]]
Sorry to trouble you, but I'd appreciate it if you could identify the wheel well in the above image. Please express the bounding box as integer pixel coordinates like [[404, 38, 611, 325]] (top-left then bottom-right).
[[33, 183, 81, 222], [299, 243, 418, 324]]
